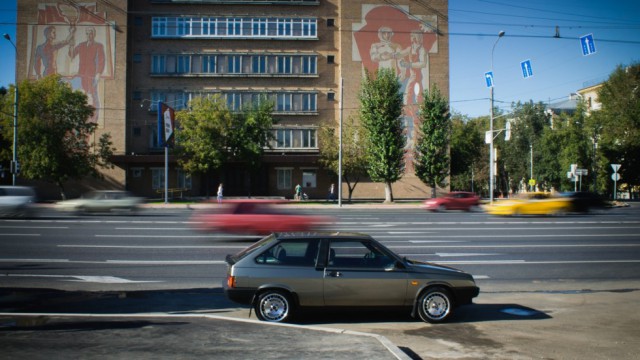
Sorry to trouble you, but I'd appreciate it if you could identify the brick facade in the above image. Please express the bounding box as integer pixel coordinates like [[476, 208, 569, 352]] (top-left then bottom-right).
[[15, 1, 449, 200]]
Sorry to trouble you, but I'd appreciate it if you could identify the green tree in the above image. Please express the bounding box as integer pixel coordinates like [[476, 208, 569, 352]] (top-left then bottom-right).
[[318, 116, 368, 202], [450, 113, 484, 193], [501, 101, 550, 193], [414, 85, 450, 198], [359, 68, 406, 203], [175, 95, 276, 196], [175, 95, 232, 192], [0, 75, 114, 199], [227, 97, 276, 195], [597, 62, 640, 192]]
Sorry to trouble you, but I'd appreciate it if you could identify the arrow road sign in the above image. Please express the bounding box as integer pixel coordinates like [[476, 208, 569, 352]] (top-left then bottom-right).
[[485, 71, 494, 88], [521, 59, 533, 78], [580, 34, 596, 56]]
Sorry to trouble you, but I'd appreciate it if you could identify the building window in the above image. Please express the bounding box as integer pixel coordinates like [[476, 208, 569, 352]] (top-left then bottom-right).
[[302, 169, 317, 188], [327, 55, 334, 64], [177, 169, 192, 189], [132, 168, 143, 178], [151, 168, 165, 190], [135, 16, 143, 26], [133, 54, 142, 63], [151, 55, 166, 74], [327, 18, 334, 27], [327, 92, 335, 101], [277, 168, 292, 190], [177, 55, 191, 73], [151, 16, 317, 39], [271, 128, 317, 149]]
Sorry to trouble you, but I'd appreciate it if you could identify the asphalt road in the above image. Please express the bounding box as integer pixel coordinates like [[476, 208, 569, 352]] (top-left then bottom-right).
[[1, 203, 639, 359]]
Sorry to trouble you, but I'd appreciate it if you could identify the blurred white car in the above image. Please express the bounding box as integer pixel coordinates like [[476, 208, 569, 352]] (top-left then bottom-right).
[[56, 190, 144, 214], [0, 186, 38, 218]]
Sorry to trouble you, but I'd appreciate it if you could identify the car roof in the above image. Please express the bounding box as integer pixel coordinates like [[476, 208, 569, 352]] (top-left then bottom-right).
[[273, 231, 373, 241]]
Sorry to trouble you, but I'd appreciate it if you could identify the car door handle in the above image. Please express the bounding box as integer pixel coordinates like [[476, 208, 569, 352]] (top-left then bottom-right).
[[326, 271, 342, 277]]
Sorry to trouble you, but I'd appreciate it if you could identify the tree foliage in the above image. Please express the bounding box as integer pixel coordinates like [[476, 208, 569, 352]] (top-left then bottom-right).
[[318, 115, 368, 202], [359, 68, 406, 202], [0, 75, 114, 198], [414, 85, 450, 197], [450, 113, 484, 192], [597, 62, 640, 190], [175, 95, 232, 175], [175, 95, 275, 195]]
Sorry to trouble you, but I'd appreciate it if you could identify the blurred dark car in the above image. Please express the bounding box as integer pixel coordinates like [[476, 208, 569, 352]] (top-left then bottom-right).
[[191, 200, 334, 235], [422, 192, 481, 212], [560, 192, 609, 213], [223, 232, 479, 323]]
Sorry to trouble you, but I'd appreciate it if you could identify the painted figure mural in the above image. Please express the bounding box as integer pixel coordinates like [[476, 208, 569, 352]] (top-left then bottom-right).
[[354, 4, 438, 170], [27, 2, 115, 125]]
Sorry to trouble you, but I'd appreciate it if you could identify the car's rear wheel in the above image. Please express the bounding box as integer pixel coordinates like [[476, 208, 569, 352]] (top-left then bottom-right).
[[255, 290, 293, 323], [417, 287, 453, 323]]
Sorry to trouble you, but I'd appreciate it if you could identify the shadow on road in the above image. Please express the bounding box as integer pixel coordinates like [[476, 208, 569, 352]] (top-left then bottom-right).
[[0, 288, 234, 314]]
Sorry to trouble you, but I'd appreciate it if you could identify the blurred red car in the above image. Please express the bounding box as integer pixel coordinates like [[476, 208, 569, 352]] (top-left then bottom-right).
[[422, 192, 481, 212], [191, 200, 334, 235]]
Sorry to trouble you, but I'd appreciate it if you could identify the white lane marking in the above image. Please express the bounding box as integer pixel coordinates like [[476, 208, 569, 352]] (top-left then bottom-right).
[[391, 243, 640, 249], [473, 275, 490, 280], [434, 260, 640, 265], [0, 234, 40, 236], [115, 227, 194, 230], [1, 274, 161, 283], [59, 245, 245, 249], [95, 234, 261, 239], [106, 260, 225, 265], [0, 226, 68, 229], [408, 234, 640, 240], [0, 259, 225, 265], [436, 253, 501, 257]]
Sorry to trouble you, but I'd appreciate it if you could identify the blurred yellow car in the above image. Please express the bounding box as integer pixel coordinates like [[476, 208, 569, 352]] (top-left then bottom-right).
[[485, 192, 572, 216]]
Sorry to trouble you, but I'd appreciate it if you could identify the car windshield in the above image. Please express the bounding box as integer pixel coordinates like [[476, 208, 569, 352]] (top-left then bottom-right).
[[228, 234, 279, 263]]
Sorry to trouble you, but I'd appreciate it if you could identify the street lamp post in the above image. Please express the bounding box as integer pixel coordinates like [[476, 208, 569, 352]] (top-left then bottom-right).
[[3, 33, 18, 186], [489, 30, 505, 203]]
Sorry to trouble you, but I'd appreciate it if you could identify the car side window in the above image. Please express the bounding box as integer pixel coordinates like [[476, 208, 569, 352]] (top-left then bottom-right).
[[255, 239, 320, 267], [328, 240, 394, 269]]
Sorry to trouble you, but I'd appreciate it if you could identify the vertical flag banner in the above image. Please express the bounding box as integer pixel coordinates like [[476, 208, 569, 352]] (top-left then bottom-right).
[[157, 101, 175, 147]]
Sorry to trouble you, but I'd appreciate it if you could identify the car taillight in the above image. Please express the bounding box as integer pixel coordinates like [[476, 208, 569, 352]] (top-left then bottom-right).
[[227, 275, 236, 288]]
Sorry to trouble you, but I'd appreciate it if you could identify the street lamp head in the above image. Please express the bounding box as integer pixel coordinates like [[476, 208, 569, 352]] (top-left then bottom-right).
[[498, 30, 505, 37], [3, 33, 10, 41]]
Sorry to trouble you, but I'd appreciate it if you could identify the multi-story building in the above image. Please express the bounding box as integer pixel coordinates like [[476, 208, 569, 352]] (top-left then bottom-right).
[[15, 0, 449, 200]]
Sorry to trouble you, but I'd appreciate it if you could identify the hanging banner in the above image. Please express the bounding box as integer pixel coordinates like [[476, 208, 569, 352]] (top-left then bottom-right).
[[157, 101, 175, 147]]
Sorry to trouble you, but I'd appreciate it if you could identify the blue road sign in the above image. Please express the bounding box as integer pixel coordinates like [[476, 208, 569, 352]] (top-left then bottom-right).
[[580, 34, 596, 56], [521, 59, 533, 79], [485, 71, 494, 88]]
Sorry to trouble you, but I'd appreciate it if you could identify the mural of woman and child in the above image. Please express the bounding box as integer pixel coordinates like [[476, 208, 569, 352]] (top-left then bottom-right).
[[27, 2, 115, 125], [353, 4, 439, 171]]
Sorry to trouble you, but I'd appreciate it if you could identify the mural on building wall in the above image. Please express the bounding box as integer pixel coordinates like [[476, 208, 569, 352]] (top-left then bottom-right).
[[353, 4, 438, 171], [26, 2, 116, 126]]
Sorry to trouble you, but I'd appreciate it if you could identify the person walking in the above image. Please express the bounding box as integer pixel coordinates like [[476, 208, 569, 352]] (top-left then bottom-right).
[[295, 184, 302, 201], [217, 183, 223, 203]]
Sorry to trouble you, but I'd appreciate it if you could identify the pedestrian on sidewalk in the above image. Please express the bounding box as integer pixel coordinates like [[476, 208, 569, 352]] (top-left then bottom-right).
[[217, 183, 224, 203]]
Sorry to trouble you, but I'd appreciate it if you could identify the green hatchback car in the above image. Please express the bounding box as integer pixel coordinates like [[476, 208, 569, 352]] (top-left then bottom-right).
[[224, 232, 479, 323]]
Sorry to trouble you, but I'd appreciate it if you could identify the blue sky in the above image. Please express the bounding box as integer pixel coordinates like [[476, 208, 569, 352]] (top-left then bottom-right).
[[1, 1, 639, 118]]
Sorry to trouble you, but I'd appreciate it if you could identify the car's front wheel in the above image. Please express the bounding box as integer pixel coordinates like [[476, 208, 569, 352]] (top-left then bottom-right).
[[417, 287, 453, 323], [255, 290, 293, 322]]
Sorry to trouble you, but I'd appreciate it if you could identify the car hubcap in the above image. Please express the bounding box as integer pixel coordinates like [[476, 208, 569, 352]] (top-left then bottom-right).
[[260, 293, 288, 321], [423, 292, 449, 319]]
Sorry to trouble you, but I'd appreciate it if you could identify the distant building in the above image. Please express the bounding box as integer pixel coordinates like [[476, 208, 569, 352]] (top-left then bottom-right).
[[15, 1, 450, 200]]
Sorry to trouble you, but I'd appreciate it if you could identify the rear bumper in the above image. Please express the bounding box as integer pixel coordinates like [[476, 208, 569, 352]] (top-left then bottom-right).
[[222, 281, 255, 305]]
